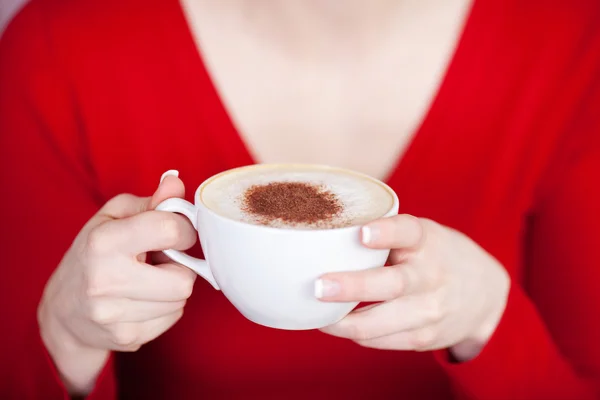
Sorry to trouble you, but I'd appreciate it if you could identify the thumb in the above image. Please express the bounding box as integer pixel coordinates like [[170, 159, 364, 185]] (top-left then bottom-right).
[[149, 169, 186, 210], [96, 194, 151, 220], [96, 170, 185, 221]]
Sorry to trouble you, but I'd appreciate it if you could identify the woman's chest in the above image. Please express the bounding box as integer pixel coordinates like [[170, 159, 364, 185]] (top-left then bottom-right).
[[176, 0, 473, 180]]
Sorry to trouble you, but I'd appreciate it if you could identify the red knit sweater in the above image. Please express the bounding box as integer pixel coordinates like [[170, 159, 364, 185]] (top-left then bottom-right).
[[1, 0, 599, 399]]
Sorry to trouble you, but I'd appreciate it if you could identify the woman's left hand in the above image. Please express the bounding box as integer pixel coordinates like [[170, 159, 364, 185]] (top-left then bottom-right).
[[317, 215, 510, 361]]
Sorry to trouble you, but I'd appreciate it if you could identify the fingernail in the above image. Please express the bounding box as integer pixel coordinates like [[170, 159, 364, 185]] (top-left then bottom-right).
[[314, 279, 341, 299], [159, 170, 179, 185], [361, 225, 379, 244]]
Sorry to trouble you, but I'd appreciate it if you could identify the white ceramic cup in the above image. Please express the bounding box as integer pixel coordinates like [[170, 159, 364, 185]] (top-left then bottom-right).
[[155, 164, 399, 330]]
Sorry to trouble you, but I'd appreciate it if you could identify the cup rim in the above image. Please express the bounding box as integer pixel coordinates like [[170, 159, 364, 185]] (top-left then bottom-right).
[[194, 163, 400, 233]]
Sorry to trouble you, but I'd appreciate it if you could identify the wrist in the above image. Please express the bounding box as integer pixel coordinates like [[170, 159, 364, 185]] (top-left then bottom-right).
[[450, 272, 511, 362], [450, 317, 499, 362], [38, 298, 110, 395]]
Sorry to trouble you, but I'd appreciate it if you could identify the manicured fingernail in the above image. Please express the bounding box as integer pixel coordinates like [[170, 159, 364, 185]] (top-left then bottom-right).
[[361, 225, 379, 244], [314, 279, 341, 298], [159, 170, 179, 185]]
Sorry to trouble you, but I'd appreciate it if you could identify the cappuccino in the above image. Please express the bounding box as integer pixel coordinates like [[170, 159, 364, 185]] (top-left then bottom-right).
[[201, 165, 394, 229]]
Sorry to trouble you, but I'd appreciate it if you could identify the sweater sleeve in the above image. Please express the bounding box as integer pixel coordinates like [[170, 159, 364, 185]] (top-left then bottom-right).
[[433, 66, 600, 399], [0, 3, 116, 399]]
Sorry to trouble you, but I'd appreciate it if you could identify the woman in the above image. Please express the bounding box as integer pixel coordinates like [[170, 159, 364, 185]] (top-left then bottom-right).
[[0, 0, 599, 399]]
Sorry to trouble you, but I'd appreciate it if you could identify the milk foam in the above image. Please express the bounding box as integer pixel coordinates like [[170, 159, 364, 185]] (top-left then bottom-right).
[[201, 165, 394, 229]]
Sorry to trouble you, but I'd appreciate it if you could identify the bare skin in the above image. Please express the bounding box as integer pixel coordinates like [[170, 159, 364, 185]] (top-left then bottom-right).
[[180, 0, 473, 179], [37, 1, 508, 397]]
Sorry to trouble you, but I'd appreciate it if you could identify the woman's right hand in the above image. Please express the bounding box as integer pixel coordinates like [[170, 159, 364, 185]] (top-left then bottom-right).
[[37, 173, 198, 395]]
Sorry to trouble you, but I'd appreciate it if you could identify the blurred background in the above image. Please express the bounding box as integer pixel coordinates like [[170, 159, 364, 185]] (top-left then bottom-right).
[[0, 0, 25, 35]]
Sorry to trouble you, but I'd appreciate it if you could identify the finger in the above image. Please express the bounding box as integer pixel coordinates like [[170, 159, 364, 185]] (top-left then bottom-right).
[[105, 309, 184, 351], [388, 248, 411, 266], [90, 298, 186, 324], [94, 170, 184, 222], [128, 263, 196, 302], [96, 193, 152, 220], [354, 326, 440, 352], [149, 170, 185, 210], [154, 262, 197, 285], [138, 308, 185, 343], [315, 263, 426, 302], [88, 209, 197, 257], [87, 261, 196, 302], [319, 295, 442, 341], [148, 253, 200, 282], [361, 214, 424, 250]]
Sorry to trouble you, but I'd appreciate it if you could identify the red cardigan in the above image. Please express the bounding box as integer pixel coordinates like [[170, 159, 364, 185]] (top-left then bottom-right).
[[1, 0, 599, 399]]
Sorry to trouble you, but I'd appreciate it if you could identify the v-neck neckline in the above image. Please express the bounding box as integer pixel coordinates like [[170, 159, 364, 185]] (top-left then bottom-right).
[[171, 0, 481, 185]]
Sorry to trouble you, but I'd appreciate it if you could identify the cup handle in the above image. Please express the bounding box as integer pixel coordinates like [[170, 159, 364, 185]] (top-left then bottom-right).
[[155, 198, 220, 290]]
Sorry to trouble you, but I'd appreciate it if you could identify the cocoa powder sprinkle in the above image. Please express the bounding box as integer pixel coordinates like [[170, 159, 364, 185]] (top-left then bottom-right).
[[242, 181, 342, 227]]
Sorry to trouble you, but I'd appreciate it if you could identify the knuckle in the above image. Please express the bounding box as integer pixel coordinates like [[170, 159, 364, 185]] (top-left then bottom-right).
[[347, 323, 371, 342], [410, 328, 437, 351], [405, 214, 423, 231], [159, 216, 183, 248], [89, 301, 120, 325], [402, 214, 426, 246], [85, 268, 106, 297], [111, 325, 139, 348], [428, 266, 445, 288], [103, 193, 143, 215], [418, 218, 437, 233], [171, 308, 185, 322], [388, 268, 405, 298], [417, 217, 432, 227], [350, 275, 370, 299], [419, 218, 443, 246], [176, 274, 195, 299], [423, 297, 444, 323], [85, 225, 111, 256], [163, 266, 196, 300], [108, 193, 133, 207], [85, 266, 127, 297], [417, 218, 437, 243], [120, 344, 142, 352], [400, 266, 419, 295]]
